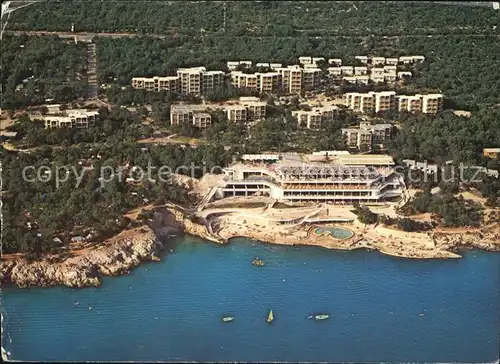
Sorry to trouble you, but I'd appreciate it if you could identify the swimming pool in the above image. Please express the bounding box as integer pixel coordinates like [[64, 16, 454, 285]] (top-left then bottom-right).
[[314, 226, 354, 240]]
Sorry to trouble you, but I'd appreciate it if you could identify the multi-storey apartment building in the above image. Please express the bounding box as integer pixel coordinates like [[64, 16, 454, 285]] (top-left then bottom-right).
[[226, 105, 248, 123], [258, 72, 281, 93], [343, 93, 376, 114], [374, 91, 396, 113], [371, 57, 385, 65], [355, 56, 369, 64], [340, 66, 354, 76], [170, 105, 212, 128], [327, 67, 342, 77], [298, 56, 313, 65], [230, 71, 259, 89], [278, 65, 302, 94], [293, 110, 323, 130], [345, 92, 443, 114], [177, 67, 204, 95], [192, 113, 212, 129], [302, 68, 321, 90], [328, 58, 342, 66], [342, 128, 373, 150], [34, 109, 99, 129], [292, 105, 340, 130], [419, 94, 443, 114], [385, 58, 399, 66], [131, 76, 180, 93], [239, 96, 267, 121], [202, 71, 225, 94], [396, 95, 422, 113], [354, 66, 368, 75]]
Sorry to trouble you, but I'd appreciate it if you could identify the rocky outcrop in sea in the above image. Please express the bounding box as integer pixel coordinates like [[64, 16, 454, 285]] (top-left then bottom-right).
[[1, 226, 164, 288]]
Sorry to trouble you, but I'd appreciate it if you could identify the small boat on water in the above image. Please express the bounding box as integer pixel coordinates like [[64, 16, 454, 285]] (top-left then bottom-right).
[[312, 314, 330, 321], [252, 257, 265, 267], [222, 316, 234, 323], [267, 310, 274, 323]]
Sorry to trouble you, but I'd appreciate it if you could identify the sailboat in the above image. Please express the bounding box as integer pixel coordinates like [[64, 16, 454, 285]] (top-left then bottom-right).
[[267, 309, 274, 323]]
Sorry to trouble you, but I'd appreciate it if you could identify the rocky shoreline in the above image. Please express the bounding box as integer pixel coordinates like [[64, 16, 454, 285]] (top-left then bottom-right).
[[1, 205, 499, 289], [1, 226, 165, 288]]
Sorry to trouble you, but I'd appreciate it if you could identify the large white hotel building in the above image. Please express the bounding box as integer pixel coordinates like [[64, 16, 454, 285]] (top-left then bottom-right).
[[215, 153, 403, 203]]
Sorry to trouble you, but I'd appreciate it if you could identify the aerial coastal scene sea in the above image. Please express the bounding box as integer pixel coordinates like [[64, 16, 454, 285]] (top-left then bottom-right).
[[3, 236, 500, 362], [1, 1, 500, 363]]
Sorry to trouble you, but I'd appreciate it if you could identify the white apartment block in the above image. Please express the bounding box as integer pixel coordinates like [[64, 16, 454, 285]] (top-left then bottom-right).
[[226, 105, 248, 123], [328, 67, 342, 77], [230, 71, 280, 93], [342, 122, 394, 149], [396, 95, 423, 113], [202, 70, 225, 94], [176, 67, 224, 95], [355, 56, 369, 64], [298, 56, 313, 65], [293, 105, 340, 130], [342, 76, 357, 84], [354, 66, 368, 75], [192, 113, 212, 129], [257, 72, 281, 93], [170, 105, 212, 128], [374, 91, 397, 113], [397, 71, 412, 79], [34, 109, 99, 129], [302, 68, 321, 90], [256, 63, 270, 68], [227, 61, 240, 70], [355, 75, 370, 85], [342, 128, 373, 149], [398, 55, 425, 65], [278, 66, 302, 94], [420, 94, 443, 114], [293, 110, 323, 130], [383, 65, 397, 73], [384, 72, 397, 83], [270, 63, 283, 70], [312, 57, 326, 65], [343, 93, 376, 114], [385, 58, 399, 66], [230, 71, 258, 89], [371, 57, 385, 65], [341, 66, 354, 76], [345, 92, 443, 114], [370, 74, 385, 83], [131, 76, 179, 93], [239, 96, 267, 121], [371, 67, 385, 76], [328, 58, 342, 66]]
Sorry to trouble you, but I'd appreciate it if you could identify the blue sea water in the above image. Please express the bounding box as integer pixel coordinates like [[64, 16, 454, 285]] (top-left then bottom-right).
[[2, 236, 499, 363]]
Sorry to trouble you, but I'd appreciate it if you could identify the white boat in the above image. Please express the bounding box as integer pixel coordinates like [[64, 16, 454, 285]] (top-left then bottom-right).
[[309, 314, 329, 320], [222, 316, 234, 322]]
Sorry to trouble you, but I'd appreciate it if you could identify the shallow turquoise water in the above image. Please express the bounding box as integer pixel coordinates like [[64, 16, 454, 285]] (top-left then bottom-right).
[[315, 226, 354, 239], [2, 236, 499, 362]]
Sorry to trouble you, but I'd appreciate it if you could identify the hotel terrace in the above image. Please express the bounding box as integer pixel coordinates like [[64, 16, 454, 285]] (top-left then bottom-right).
[[344, 91, 443, 114], [216, 153, 403, 204]]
